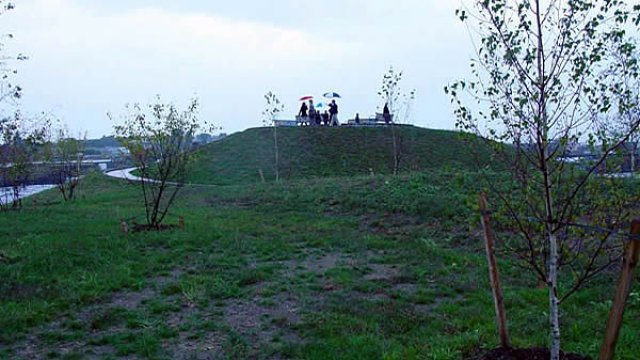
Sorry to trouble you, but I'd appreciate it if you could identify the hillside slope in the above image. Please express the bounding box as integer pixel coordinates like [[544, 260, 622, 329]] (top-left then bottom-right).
[[188, 126, 493, 185]]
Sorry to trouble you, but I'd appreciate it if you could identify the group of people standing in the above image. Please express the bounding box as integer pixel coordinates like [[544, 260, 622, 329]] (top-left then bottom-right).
[[298, 99, 340, 126], [297, 98, 393, 126]]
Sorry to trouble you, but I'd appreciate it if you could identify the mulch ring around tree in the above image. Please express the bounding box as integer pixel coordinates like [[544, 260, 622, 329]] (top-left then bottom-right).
[[468, 347, 591, 360]]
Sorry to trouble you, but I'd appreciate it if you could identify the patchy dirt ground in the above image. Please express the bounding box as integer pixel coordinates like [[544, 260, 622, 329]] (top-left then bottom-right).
[[7, 248, 440, 359]]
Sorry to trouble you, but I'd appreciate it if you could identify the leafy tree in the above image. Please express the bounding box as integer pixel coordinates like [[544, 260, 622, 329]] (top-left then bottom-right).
[[379, 66, 403, 122], [608, 45, 640, 173], [50, 127, 85, 202], [446, 1, 640, 358], [0, 111, 50, 209], [378, 67, 416, 175], [0, 1, 48, 210], [112, 97, 206, 229], [262, 91, 284, 182]]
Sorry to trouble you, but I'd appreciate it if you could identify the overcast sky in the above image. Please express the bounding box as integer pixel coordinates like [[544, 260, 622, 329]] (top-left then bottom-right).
[[1, 0, 472, 138]]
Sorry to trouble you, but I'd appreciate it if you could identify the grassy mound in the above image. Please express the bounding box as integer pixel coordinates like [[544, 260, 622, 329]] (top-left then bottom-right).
[[188, 126, 494, 185]]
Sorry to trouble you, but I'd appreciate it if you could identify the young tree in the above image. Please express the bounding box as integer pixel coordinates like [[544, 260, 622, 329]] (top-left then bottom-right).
[[262, 91, 284, 182], [378, 67, 416, 175], [112, 97, 206, 230], [0, 1, 47, 210], [50, 127, 85, 202], [608, 46, 640, 173], [446, 1, 640, 358], [379, 67, 403, 123], [0, 111, 50, 209]]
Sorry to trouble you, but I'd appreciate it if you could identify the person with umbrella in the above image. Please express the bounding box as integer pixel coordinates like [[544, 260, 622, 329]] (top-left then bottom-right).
[[297, 96, 312, 126], [324, 92, 341, 126], [328, 99, 339, 126], [298, 101, 308, 118]]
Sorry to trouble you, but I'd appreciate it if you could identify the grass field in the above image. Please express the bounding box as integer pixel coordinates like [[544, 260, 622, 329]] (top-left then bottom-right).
[[1, 171, 638, 359]]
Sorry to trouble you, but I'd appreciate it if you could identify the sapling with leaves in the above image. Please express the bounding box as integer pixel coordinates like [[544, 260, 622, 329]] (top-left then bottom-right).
[[378, 67, 416, 175], [0, 1, 49, 209], [606, 45, 640, 174], [112, 97, 209, 230], [262, 91, 284, 182], [379, 67, 403, 123], [445, 1, 640, 358], [51, 127, 85, 202], [0, 111, 50, 209]]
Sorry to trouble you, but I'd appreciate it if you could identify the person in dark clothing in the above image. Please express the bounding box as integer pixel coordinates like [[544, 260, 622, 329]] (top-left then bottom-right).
[[322, 111, 330, 126], [299, 102, 308, 118], [308, 100, 316, 126], [383, 103, 391, 124], [329, 100, 339, 126], [315, 111, 322, 126], [309, 99, 314, 109], [355, 113, 360, 125]]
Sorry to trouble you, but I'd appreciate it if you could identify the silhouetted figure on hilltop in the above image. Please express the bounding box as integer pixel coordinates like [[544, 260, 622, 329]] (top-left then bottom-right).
[[383, 103, 391, 124], [308, 100, 316, 126], [329, 100, 339, 126], [322, 111, 330, 126], [299, 102, 308, 118]]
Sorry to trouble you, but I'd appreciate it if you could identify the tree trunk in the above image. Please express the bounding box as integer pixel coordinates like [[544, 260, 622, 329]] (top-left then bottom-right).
[[549, 233, 561, 360], [140, 176, 151, 227], [12, 186, 21, 209], [391, 126, 400, 176], [532, 1, 561, 357], [631, 142, 636, 174], [273, 125, 279, 182]]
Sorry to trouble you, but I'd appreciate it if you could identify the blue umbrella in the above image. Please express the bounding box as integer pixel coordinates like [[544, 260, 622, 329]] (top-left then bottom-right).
[[323, 92, 341, 99], [315, 102, 325, 109]]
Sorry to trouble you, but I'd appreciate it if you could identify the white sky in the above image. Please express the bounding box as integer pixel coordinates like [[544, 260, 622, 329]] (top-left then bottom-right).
[[1, 0, 472, 138]]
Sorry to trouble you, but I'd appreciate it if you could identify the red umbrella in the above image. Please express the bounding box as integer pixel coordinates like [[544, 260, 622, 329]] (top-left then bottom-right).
[[299, 95, 313, 101]]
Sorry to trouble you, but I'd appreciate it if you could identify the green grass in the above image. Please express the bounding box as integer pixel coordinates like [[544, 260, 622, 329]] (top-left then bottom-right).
[[187, 126, 496, 185], [0, 171, 638, 359]]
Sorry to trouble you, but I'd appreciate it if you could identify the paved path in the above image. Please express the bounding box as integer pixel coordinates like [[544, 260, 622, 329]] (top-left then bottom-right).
[[105, 168, 146, 182], [0, 184, 57, 203], [104, 168, 220, 188]]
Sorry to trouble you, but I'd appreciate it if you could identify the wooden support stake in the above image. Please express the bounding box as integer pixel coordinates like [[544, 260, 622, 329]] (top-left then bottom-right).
[[479, 193, 510, 348], [599, 219, 640, 360]]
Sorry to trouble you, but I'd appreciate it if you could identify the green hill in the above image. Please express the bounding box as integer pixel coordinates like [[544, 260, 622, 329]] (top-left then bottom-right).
[[188, 125, 493, 185]]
